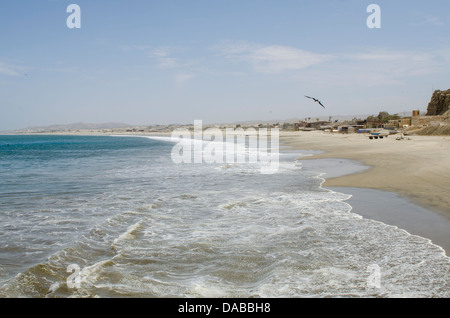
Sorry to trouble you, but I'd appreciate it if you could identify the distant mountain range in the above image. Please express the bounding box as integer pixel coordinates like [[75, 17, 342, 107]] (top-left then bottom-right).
[[5, 111, 416, 133], [15, 122, 134, 132]]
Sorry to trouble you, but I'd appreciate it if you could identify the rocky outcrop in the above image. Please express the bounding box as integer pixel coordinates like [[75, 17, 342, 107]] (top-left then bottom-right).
[[444, 109, 450, 118], [426, 89, 450, 116]]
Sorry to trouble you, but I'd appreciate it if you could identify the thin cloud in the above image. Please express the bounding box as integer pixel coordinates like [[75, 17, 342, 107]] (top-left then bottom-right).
[[212, 41, 333, 74], [410, 15, 445, 26], [147, 47, 194, 70], [284, 46, 450, 89], [174, 73, 196, 84], [348, 52, 407, 61], [345, 49, 443, 77], [0, 62, 25, 76], [118, 44, 152, 52], [118, 45, 194, 70], [210, 42, 449, 87]]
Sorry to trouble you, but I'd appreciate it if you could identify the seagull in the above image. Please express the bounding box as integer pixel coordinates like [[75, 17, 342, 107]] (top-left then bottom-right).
[[305, 95, 325, 108]]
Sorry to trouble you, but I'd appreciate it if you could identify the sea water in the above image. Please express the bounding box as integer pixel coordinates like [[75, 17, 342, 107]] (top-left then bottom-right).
[[0, 135, 448, 297]]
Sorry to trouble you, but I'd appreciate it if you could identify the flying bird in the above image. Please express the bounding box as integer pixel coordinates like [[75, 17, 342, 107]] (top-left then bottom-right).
[[305, 95, 325, 108]]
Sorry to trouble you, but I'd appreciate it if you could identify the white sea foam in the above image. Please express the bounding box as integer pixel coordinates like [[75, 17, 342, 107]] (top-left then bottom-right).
[[114, 221, 143, 243]]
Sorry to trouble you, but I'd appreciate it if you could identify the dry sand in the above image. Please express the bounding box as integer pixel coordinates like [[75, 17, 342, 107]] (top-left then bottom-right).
[[280, 130, 450, 219]]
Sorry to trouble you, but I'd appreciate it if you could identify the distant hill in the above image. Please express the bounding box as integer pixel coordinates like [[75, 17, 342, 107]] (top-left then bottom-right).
[[7, 111, 416, 133], [16, 122, 133, 132]]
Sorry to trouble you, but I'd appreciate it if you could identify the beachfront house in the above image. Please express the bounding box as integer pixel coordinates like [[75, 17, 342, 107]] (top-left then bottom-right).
[[306, 121, 332, 130]]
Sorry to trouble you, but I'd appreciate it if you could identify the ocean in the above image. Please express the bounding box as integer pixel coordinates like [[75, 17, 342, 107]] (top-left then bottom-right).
[[0, 134, 448, 297]]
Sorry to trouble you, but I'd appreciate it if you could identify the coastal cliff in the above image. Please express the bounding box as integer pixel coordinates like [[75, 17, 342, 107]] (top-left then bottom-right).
[[407, 89, 450, 136], [426, 89, 450, 116]]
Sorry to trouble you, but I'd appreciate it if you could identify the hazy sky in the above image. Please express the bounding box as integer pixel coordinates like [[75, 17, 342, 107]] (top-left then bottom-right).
[[1, 0, 449, 130]]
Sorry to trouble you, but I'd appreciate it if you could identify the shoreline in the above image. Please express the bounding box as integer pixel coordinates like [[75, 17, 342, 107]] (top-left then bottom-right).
[[292, 154, 450, 255], [280, 130, 450, 255], [7, 131, 449, 218], [4, 131, 449, 254], [327, 186, 450, 255], [280, 131, 450, 218]]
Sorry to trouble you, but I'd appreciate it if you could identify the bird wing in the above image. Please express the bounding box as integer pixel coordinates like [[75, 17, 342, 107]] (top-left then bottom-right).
[[305, 95, 325, 108]]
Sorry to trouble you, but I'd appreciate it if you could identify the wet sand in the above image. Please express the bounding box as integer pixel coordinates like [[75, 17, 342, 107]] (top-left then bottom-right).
[[328, 187, 450, 254]]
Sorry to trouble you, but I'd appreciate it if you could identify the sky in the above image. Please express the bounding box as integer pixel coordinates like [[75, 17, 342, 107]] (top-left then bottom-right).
[[0, 0, 449, 130]]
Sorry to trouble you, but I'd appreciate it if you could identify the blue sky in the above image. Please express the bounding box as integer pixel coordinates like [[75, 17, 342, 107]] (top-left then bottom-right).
[[1, 0, 449, 130]]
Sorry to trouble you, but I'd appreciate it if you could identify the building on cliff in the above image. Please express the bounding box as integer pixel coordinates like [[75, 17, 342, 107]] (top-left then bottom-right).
[[408, 89, 450, 135], [411, 89, 450, 126]]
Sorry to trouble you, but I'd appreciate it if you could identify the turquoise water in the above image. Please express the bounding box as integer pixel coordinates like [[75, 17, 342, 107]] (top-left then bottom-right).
[[0, 135, 173, 280], [0, 135, 448, 297]]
